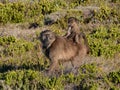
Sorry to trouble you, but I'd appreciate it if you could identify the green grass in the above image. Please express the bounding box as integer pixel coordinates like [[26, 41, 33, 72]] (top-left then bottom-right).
[[87, 24, 120, 58], [0, 64, 119, 90]]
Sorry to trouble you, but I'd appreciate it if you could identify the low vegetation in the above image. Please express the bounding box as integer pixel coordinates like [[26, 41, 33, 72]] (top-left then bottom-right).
[[0, 0, 120, 90]]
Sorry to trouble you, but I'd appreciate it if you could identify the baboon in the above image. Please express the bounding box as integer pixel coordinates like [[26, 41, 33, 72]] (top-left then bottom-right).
[[39, 30, 80, 73], [64, 17, 90, 54], [64, 17, 80, 43]]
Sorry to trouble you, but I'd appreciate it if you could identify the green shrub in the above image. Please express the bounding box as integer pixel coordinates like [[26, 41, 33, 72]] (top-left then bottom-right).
[[94, 4, 119, 23], [108, 70, 120, 84], [69, 64, 99, 90], [39, 0, 66, 14], [0, 64, 119, 90], [1, 70, 44, 89], [4, 39, 34, 56], [0, 2, 25, 23], [80, 80, 98, 90], [0, 36, 16, 46], [0, 70, 65, 90], [79, 64, 98, 74], [67, 0, 90, 8], [45, 76, 65, 90], [52, 0, 67, 9], [0, 0, 67, 25], [88, 25, 120, 58]]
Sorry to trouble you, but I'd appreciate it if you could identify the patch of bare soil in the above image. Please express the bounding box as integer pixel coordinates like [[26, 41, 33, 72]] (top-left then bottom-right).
[[0, 24, 51, 41]]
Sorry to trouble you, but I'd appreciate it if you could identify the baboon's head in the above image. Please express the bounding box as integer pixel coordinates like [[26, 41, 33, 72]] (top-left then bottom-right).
[[68, 17, 79, 28], [39, 30, 56, 48]]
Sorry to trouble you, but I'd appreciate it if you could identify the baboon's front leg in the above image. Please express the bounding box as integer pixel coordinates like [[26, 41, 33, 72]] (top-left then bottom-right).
[[48, 60, 58, 74], [64, 27, 71, 38]]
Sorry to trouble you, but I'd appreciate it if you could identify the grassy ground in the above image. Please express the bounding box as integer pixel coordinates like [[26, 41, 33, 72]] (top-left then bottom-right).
[[0, 0, 120, 90]]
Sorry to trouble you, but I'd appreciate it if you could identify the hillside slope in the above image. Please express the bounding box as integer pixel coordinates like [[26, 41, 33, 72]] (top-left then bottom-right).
[[0, 0, 120, 90]]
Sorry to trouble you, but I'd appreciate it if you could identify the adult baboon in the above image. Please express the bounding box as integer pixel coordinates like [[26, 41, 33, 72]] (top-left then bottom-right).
[[64, 17, 90, 54], [39, 30, 80, 73]]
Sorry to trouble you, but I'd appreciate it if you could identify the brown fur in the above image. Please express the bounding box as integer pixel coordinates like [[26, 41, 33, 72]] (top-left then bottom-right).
[[64, 17, 80, 43], [40, 17, 91, 73], [39, 30, 79, 73], [64, 17, 90, 54]]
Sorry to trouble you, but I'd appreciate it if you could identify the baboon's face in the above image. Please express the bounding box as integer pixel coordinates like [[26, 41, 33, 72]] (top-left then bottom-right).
[[68, 17, 79, 28], [68, 19, 75, 28], [40, 30, 56, 48]]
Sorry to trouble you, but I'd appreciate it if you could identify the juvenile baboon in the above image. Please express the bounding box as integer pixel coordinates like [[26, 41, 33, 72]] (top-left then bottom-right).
[[64, 17, 80, 43], [39, 30, 79, 73], [64, 17, 90, 54]]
